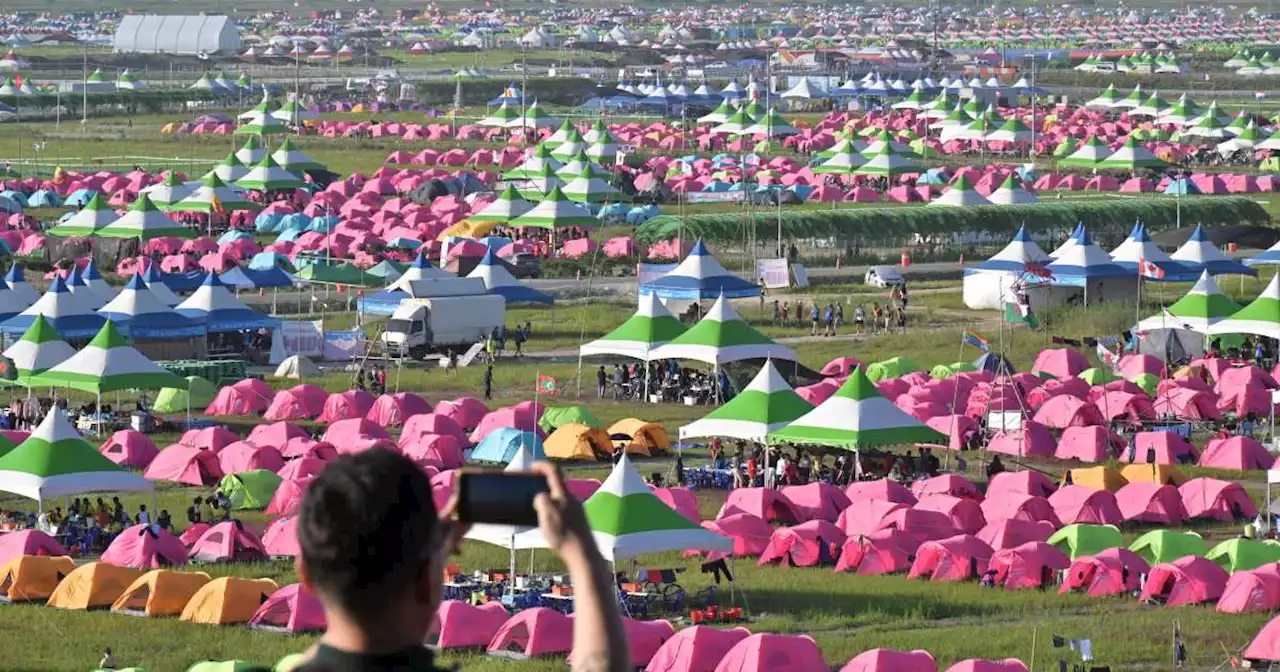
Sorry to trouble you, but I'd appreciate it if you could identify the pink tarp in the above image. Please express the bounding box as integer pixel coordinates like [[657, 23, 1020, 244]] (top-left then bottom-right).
[[428, 600, 510, 649], [718, 488, 800, 523], [100, 524, 188, 569], [779, 482, 850, 522], [1200, 435, 1276, 471], [1180, 477, 1257, 520], [144, 444, 224, 486], [913, 495, 987, 534], [988, 541, 1070, 590], [188, 520, 267, 563], [1115, 483, 1187, 525], [840, 648, 937, 672], [834, 530, 918, 576], [712, 634, 828, 672], [1139, 556, 1229, 606], [366, 392, 433, 426], [218, 442, 285, 475], [98, 430, 159, 469], [907, 534, 994, 581], [977, 519, 1056, 551], [317, 390, 377, 423], [645, 625, 751, 672], [757, 521, 845, 567], [1060, 547, 1148, 597], [262, 516, 299, 557], [486, 607, 573, 658], [1048, 486, 1123, 525], [248, 583, 326, 633], [844, 478, 917, 505], [0, 530, 67, 565]]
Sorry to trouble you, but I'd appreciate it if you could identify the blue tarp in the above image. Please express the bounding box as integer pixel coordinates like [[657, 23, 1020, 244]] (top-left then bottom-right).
[[470, 428, 546, 464], [220, 266, 296, 289]]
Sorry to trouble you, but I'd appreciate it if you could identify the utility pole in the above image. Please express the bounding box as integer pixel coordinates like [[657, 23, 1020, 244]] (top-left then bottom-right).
[[520, 46, 529, 146]]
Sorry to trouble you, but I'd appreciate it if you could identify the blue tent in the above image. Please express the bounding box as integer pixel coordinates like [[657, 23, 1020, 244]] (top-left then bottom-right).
[[27, 189, 61, 208], [100, 275, 206, 339], [277, 228, 305, 243], [639, 239, 761, 300], [1045, 229, 1131, 281], [217, 230, 254, 245], [249, 251, 295, 272], [467, 250, 553, 305], [1164, 178, 1201, 196], [144, 264, 204, 293], [0, 276, 116, 339], [220, 266, 296, 289], [64, 189, 97, 208], [488, 85, 526, 106], [306, 215, 339, 233], [254, 211, 285, 233], [470, 428, 546, 464], [175, 273, 280, 332]]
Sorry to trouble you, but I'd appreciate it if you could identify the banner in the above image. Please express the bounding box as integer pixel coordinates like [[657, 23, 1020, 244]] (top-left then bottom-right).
[[754, 258, 789, 289], [686, 191, 746, 204], [281, 320, 325, 357], [637, 262, 678, 286], [323, 330, 366, 361]]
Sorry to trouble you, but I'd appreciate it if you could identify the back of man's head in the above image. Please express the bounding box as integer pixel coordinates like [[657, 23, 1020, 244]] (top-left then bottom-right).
[[299, 449, 437, 620]]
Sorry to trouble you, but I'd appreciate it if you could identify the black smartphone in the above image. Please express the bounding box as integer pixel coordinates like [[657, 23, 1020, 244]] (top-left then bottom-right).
[[457, 470, 549, 526]]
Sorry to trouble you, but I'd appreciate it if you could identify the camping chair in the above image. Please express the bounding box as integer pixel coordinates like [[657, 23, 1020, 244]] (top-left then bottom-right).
[[661, 584, 686, 615]]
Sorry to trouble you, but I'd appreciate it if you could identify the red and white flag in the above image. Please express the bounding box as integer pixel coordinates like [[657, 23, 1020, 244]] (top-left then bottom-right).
[[1138, 257, 1165, 280]]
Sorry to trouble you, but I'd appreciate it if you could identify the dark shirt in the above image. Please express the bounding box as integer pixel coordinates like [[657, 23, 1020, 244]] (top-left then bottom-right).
[[295, 644, 444, 672]]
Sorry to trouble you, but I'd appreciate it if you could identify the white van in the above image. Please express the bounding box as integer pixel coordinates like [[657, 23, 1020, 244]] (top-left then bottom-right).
[[864, 265, 906, 288]]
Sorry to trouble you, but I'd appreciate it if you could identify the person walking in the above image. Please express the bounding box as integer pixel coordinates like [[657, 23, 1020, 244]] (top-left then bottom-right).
[[482, 365, 493, 401], [824, 303, 836, 336], [810, 303, 821, 336], [596, 366, 608, 398]]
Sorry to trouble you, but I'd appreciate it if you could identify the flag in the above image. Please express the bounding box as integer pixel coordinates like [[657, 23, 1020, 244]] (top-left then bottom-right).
[[52, 165, 65, 185], [210, 193, 225, 215], [1003, 301, 1039, 329], [0, 354, 16, 381], [1096, 342, 1120, 374], [537, 374, 559, 396], [962, 329, 990, 352], [1257, 90, 1267, 100], [1023, 261, 1053, 279], [1138, 257, 1165, 280]]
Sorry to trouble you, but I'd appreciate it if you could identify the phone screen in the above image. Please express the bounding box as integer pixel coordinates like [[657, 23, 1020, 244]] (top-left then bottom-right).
[[457, 471, 549, 526]]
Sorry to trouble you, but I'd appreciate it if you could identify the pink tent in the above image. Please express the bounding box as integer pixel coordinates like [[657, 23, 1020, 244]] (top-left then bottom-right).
[[188, 520, 267, 563], [821, 357, 863, 377], [229, 378, 273, 407], [837, 500, 907, 536], [248, 583, 326, 633], [1152, 387, 1221, 421], [645, 625, 751, 672], [986, 422, 1057, 459], [712, 633, 828, 672], [401, 413, 466, 446], [101, 524, 188, 569], [1115, 483, 1187, 525], [718, 488, 800, 523], [264, 391, 320, 421], [1031, 348, 1089, 378], [1180, 478, 1257, 520], [878, 508, 958, 543], [144, 445, 224, 486], [436, 397, 488, 430], [1032, 396, 1105, 428], [834, 529, 918, 576], [366, 392, 433, 426], [469, 407, 542, 444], [1200, 435, 1275, 471], [181, 426, 240, 453], [987, 470, 1057, 498], [980, 493, 1061, 527], [247, 422, 309, 449], [840, 649, 937, 672], [652, 487, 701, 523], [1122, 431, 1197, 466], [924, 415, 979, 450], [913, 495, 986, 534], [1245, 615, 1280, 661], [1049, 486, 1123, 525], [566, 479, 600, 500], [277, 456, 327, 482], [582, 619, 675, 668], [402, 434, 465, 470], [1094, 391, 1156, 422], [1217, 564, 1280, 614], [1139, 556, 1229, 606], [205, 385, 268, 416], [486, 607, 573, 658], [179, 523, 210, 550], [265, 478, 310, 516], [757, 521, 846, 567], [907, 534, 994, 581], [988, 541, 1070, 590], [280, 438, 337, 461], [1053, 426, 1124, 462], [262, 516, 299, 557], [844, 478, 917, 505], [944, 661, 1027, 672], [218, 442, 285, 475], [1060, 547, 1148, 597], [692, 514, 772, 559], [98, 430, 159, 469], [428, 600, 510, 649], [322, 418, 392, 446], [0, 530, 67, 565], [977, 519, 1056, 551], [779, 482, 850, 522], [912, 474, 981, 501], [317, 390, 377, 423]]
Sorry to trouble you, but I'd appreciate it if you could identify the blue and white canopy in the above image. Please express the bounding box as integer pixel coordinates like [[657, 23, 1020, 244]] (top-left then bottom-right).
[[1109, 222, 1197, 280], [80, 260, 117, 304], [1170, 224, 1257, 277], [4, 265, 37, 307], [0, 276, 116, 339], [0, 279, 28, 323], [1246, 239, 1280, 267], [640, 240, 761, 300], [220, 266, 295, 289], [970, 225, 1049, 272], [466, 250, 553, 305], [139, 263, 182, 307], [65, 266, 106, 310], [1049, 223, 1085, 258], [1045, 229, 1131, 279], [99, 275, 206, 339], [175, 273, 280, 332], [359, 252, 454, 316]]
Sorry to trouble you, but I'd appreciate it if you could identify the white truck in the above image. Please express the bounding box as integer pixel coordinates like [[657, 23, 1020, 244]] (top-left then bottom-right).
[[381, 295, 506, 359]]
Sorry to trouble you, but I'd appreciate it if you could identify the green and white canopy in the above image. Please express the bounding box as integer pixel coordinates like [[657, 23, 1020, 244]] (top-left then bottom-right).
[[1130, 92, 1171, 118], [477, 102, 519, 128], [767, 367, 944, 450], [817, 136, 868, 159], [167, 174, 261, 214], [1185, 100, 1231, 128], [97, 194, 194, 240], [502, 145, 563, 180], [852, 143, 920, 177], [116, 70, 144, 90], [1058, 135, 1110, 168], [697, 100, 736, 125], [582, 119, 613, 144], [272, 100, 317, 124], [679, 360, 814, 441], [560, 165, 625, 203], [541, 119, 577, 149], [583, 454, 732, 561], [0, 406, 153, 501], [85, 68, 105, 84], [509, 186, 597, 229], [649, 294, 796, 365], [812, 146, 866, 174], [584, 138, 620, 163], [506, 101, 559, 130], [1113, 84, 1145, 109], [1158, 94, 1203, 125], [926, 103, 973, 129], [465, 185, 532, 224], [238, 95, 277, 120], [28, 321, 188, 393], [1219, 121, 1265, 154], [1085, 84, 1121, 109], [515, 164, 566, 200], [1208, 273, 1280, 340], [271, 137, 324, 172], [234, 136, 267, 165], [743, 109, 798, 137], [138, 172, 195, 209], [555, 153, 608, 180], [930, 175, 992, 207], [1135, 271, 1241, 334], [202, 154, 249, 183], [46, 192, 115, 237], [860, 129, 915, 156], [579, 292, 686, 361], [985, 118, 1034, 144], [711, 107, 755, 136], [236, 155, 306, 192], [1097, 137, 1166, 170], [235, 112, 288, 136], [548, 129, 586, 159], [3, 315, 75, 384], [1226, 111, 1255, 136], [1181, 113, 1231, 141]]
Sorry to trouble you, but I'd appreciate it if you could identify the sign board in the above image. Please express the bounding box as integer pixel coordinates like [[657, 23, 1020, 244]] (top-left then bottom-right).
[[791, 263, 810, 288], [985, 411, 1023, 432], [637, 263, 678, 286], [686, 191, 745, 204], [323, 330, 365, 361], [755, 259, 789, 289], [280, 320, 325, 358], [1269, 469, 1280, 485]]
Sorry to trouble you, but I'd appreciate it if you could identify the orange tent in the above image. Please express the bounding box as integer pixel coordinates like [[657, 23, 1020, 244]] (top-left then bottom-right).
[[180, 577, 278, 624], [47, 562, 144, 610], [1120, 464, 1187, 487], [607, 418, 670, 457], [112, 569, 212, 617], [544, 423, 611, 461], [0, 555, 75, 602], [1061, 466, 1128, 492]]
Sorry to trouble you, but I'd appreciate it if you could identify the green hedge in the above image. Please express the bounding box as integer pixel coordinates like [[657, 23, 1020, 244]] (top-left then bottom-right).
[[634, 197, 1272, 244]]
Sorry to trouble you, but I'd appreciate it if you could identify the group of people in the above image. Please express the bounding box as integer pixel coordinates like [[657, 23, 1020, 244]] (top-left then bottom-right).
[[355, 365, 390, 394], [597, 360, 731, 404], [480, 321, 533, 363], [768, 284, 910, 337], [0, 496, 175, 554]]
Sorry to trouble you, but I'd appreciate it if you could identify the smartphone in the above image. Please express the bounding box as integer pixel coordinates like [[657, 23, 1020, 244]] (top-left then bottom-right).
[[456, 470, 549, 526]]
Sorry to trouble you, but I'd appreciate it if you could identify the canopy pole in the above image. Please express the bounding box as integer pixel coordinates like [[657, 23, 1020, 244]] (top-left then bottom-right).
[[95, 390, 101, 436]]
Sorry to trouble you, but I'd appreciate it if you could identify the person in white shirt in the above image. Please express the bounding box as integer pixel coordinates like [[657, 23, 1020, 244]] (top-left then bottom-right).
[[135, 505, 151, 526]]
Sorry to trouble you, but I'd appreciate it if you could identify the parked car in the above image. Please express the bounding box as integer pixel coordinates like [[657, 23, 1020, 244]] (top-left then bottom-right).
[[864, 265, 906, 288], [510, 253, 542, 279]]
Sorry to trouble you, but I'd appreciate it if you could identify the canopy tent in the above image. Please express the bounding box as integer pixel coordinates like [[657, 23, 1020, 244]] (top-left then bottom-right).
[[679, 360, 814, 441], [4, 315, 75, 384], [1170, 225, 1256, 277], [466, 250, 553, 305], [1109, 222, 1196, 280], [461, 184, 532, 225], [6, 265, 38, 306], [176, 273, 281, 333], [463, 446, 553, 552], [1208, 273, 1280, 340], [1135, 271, 1242, 334], [236, 156, 306, 192], [271, 137, 324, 173], [649, 295, 796, 365], [0, 276, 113, 339], [28, 321, 187, 393], [767, 367, 945, 450], [640, 240, 761, 300], [99, 275, 207, 339], [0, 406, 153, 503], [46, 192, 115, 237], [167, 174, 261, 215], [139, 263, 183, 307], [139, 173, 195, 209], [971, 225, 1050, 272], [579, 292, 686, 361], [1096, 137, 1167, 170], [97, 194, 195, 240], [1058, 136, 1110, 169]]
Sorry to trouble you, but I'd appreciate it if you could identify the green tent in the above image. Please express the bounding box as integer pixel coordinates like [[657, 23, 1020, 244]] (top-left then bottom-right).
[[929, 362, 977, 379], [538, 405, 603, 433], [153, 376, 216, 414], [1077, 367, 1119, 385], [293, 261, 382, 288], [1131, 373, 1159, 396], [217, 470, 282, 510], [865, 356, 920, 383], [274, 655, 305, 672], [1048, 523, 1124, 559], [1206, 538, 1280, 572], [1129, 530, 1206, 565], [579, 293, 686, 361], [0, 407, 153, 501], [27, 321, 188, 393]]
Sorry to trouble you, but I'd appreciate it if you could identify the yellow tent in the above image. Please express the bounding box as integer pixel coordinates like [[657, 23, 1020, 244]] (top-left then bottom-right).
[[112, 570, 212, 617], [607, 418, 671, 456], [1119, 464, 1187, 487], [544, 423, 612, 461], [0, 555, 75, 602], [180, 577, 278, 625], [47, 562, 144, 610], [436, 218, 498, 241], [160, 123, 179, 134], [1061, 466, 1128, 492]]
